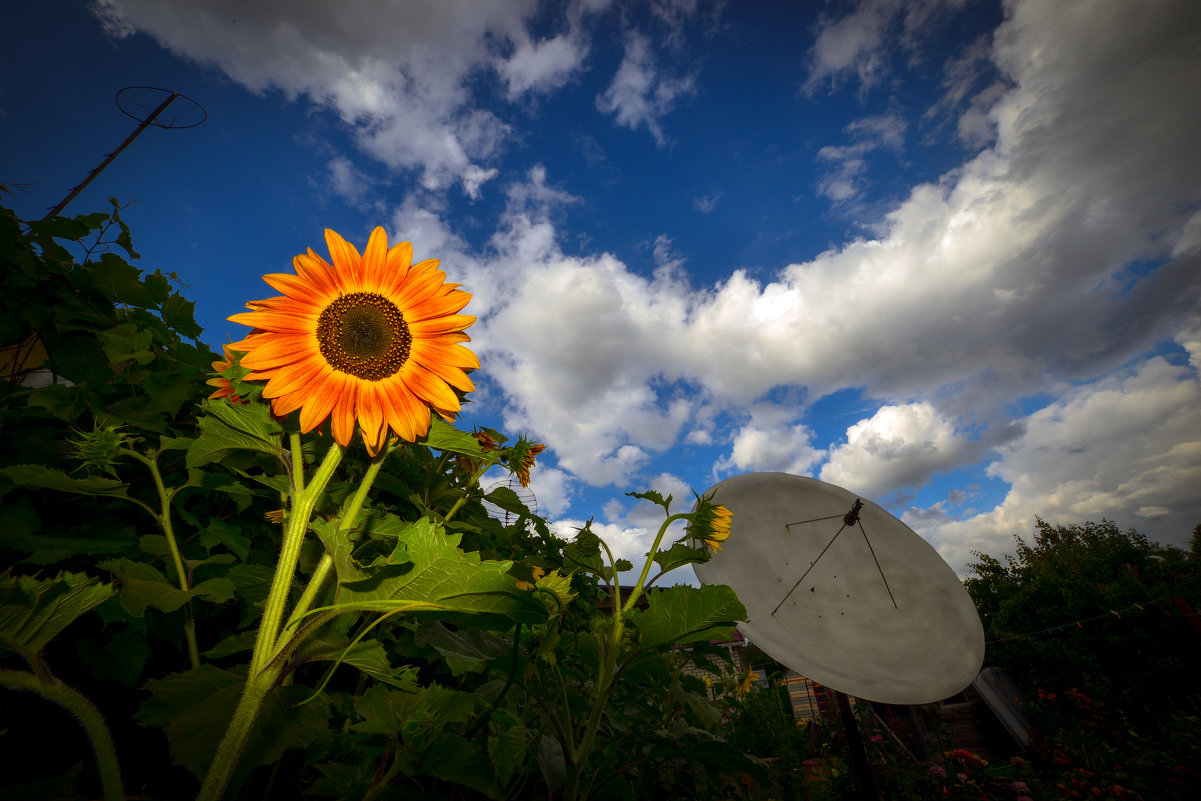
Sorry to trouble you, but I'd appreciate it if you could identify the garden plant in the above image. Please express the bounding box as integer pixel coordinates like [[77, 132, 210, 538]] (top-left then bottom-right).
[[0, 201, 766, 801]]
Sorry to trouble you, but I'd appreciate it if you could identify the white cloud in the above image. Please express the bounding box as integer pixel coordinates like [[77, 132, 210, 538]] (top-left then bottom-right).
[[910, 356, 1201, 574], [716, 404, 825, 477], [820, 402, 974, 497], [160, 0, 1201, 570], [90, 0, 604, 197], [692, 192, 721, 213], [803, 0, 965, 95], [596, 31, 697, 145], [525, 465, 575, 517], [816, 114, 907, 202], [500, 33, 588, 97]]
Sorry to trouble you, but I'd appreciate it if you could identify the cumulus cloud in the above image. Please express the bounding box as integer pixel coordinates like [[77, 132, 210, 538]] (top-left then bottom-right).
[[820, 402, 975, 497], [596, 31, 697, 145], [911, 356, 1201, 573], [472, 1, 1201, 559], [716, 404, 825, 477]]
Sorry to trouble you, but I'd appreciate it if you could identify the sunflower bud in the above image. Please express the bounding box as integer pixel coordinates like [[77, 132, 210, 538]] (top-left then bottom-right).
[[68, 424, 132, 476]]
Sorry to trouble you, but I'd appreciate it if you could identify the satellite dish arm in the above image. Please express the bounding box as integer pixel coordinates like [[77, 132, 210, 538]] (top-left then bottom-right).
[[44, 92, 179, 220]]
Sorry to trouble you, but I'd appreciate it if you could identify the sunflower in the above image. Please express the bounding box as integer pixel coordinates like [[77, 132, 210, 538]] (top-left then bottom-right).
[[206, 345, 246, 403], [228, 228, 478, 455], [509, 438, 546, 488], [696, 504, 733, 553]]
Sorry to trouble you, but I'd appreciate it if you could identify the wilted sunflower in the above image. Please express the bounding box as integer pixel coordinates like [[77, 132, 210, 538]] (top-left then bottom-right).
[[228, 228, 478, 455], [509, 438, 546, 488]]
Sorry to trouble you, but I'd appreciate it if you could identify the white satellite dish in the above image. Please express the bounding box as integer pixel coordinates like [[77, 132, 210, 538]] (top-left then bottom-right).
[[693, 472, 984, 705]]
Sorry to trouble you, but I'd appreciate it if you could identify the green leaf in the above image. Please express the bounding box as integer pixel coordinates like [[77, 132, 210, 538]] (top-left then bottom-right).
[[484, 485, 530, 516], [99, 558, 235, 616], [113, 212, 140, 260], [314, 517, 547, 626], [487, 711, 527, 787], [536, 735, 566, 793], [202, 629, 258, 659], [161, 292, 202, 339], [302, 634, 420, 690], [186, 399, 284, 467], [351, 683, 477, 739], [0, 570, 115, 657], [421, 416, 501, 463], [653, 541, 709, 574], [139, 665, 331, 781], [0, 464, 129, 499], [421, 733, 501, 797], [197, 518, 252, 562], [627, 489, 672, 512], [629, 584, 746, 650], [97, 322, 155, 365], [92, 253, 159, 307], [414, 621, 512, 676]]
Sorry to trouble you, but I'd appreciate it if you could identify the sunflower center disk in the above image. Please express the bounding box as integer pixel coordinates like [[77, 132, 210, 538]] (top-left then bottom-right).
[[317, 293, 411, 381]]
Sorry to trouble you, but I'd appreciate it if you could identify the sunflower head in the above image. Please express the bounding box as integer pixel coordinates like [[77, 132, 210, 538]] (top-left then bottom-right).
[[206, 345, 249, 404], [227, 228, 479, 455], [506, 437, 546, 488], [734, 669, 760, 698], [689, 496, 733, 553]]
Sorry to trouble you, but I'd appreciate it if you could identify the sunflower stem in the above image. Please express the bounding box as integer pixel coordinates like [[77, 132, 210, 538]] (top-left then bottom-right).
[[194, 667, 279, 801], [0, 669, 125, 801], [443, 461, 492, 523], [121, 448, 199, 669], [283, 452, 387, 635], [289, 432, 305, 494], [621, 513, 687, 614], [249, 441, 343, 678]]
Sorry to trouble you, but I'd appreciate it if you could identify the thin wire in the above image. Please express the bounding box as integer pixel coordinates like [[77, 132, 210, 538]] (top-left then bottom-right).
[[856, 519, 898, 609], [985, 595, 1176, 644], [772, 521, 849, 616]]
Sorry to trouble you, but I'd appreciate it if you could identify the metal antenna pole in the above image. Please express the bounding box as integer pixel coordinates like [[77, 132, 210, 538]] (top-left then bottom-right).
[[43, 92, 180, 220]]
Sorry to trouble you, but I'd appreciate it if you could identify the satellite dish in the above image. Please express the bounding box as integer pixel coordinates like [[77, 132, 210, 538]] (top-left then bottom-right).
[[482, 477, 538, 525], [692, 472, 984, 705]]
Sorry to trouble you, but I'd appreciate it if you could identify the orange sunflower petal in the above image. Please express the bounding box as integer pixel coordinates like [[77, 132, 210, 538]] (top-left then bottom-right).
[[325, 229, 362, 281], [238, 335, 315, 369], [297, 373, 344, 434], [329, 379, 357, 447], [361, 227, 389, 288]]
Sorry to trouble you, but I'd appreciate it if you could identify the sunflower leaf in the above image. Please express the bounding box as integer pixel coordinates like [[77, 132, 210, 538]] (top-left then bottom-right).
[[652, 541, 709, 574], [629, 585, 746, 650], [0, 464, 130, 499], [422, 416, 501, 464], [0, 570, 115, 657], [186, 399, 284, 466], [313, 517, 546, 625], [139, 665, 331, 782]]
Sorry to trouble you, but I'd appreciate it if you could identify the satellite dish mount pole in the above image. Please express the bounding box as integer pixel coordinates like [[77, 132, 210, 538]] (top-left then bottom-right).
[[44, 91, 180, 220]]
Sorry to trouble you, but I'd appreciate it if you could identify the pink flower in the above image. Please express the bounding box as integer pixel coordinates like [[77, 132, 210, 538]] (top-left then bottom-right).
[[870, 735, 884, 743]]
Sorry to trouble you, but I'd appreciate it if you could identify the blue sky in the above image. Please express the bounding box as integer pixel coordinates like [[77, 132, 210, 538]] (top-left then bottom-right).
[[4, 0, 1200, 579]]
